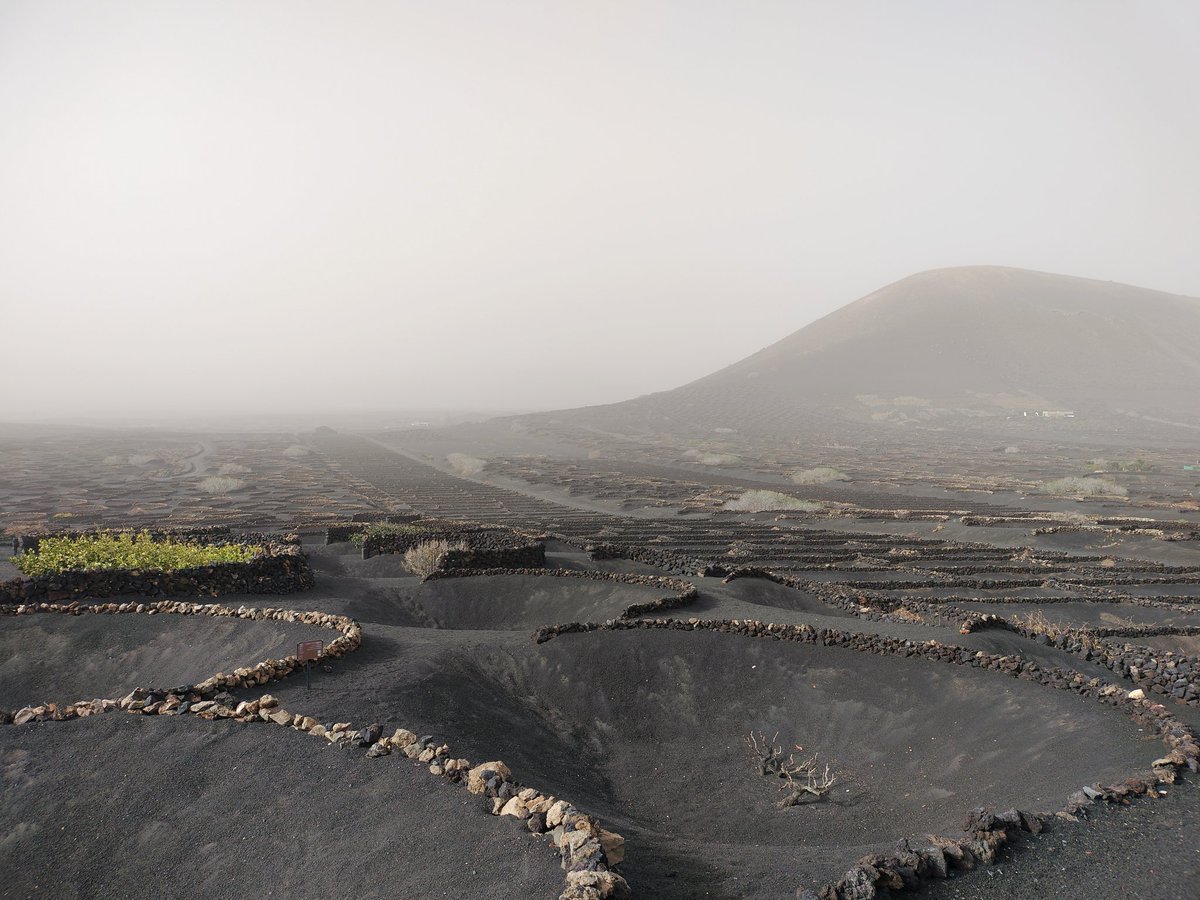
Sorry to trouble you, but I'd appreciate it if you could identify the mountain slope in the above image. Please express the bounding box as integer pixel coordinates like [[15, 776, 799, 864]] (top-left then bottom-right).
[[526, 266, 1200, 436]]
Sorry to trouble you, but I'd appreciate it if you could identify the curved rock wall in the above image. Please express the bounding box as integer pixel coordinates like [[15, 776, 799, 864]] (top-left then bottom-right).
[[1, 586, 628, 899], [529, 614, 1199, 899]]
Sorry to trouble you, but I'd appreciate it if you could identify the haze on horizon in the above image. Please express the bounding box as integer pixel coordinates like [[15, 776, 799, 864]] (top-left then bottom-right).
[[1, 1, 1198, 423]]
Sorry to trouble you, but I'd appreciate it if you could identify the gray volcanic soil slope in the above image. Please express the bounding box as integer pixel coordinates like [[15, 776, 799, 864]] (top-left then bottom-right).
[[0, 714, 562, 900], [521, 266, 1200, 434], [2, 534, 1192, 900], [244, 547, 1154, 899], [914, 779, 1200, 899], [395, 630, 1150, 898], [341, 573, 671, 631], [0, 614, 325, 708]]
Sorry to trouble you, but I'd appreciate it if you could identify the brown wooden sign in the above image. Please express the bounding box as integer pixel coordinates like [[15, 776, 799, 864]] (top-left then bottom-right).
[[297, 640, 324, 662]]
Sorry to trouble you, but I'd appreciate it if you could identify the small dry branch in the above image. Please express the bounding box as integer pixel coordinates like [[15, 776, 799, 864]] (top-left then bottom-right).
[[745, 731, 835, 808]]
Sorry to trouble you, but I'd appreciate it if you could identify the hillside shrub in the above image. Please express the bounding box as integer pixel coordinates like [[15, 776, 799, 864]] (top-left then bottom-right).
[[724, 491, 820, 513], [282, 445, 310, 458], [684, 449, 743, 466], [15, 531, 262, 576], [1041, 476, 1127, 498], [403, 538, 468, 578], [790, 466, 849, 485], [446, 453, 486, 476], [199, 476, 245, 495]]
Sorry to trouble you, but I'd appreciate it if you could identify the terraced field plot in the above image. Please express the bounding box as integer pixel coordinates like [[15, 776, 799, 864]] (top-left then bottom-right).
[[3, 433, 1200, 898]]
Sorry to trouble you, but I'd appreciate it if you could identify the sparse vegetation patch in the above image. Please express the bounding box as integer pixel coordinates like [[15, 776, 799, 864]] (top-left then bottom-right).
[[14, 531, 262, 576], [790, 466, 849, 485], [446, 453, 486, 476], [684, 449, 743, 466], [403, 538, 469, 577], [199, 475, 246, 495], [724, 490, 820, 513], [1041, 476, 1127, 498], [350, 522, 431, 547]]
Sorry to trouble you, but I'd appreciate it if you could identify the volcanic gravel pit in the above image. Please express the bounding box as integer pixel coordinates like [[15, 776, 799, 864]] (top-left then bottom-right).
[[387, 630, 1151, 898], [339, 572, 678, 631], [0, 612, 325, 709]]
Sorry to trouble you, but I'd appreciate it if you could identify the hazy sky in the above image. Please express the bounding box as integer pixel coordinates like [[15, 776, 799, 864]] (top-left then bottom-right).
[[1, 1, 1197, 421]]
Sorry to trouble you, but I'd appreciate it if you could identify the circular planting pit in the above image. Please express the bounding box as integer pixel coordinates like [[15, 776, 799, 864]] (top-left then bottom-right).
[[0, 713, 563, 900], [397, 629, 1153, 898], [0, 613, 326, 709], [343, 573, 677, 631]]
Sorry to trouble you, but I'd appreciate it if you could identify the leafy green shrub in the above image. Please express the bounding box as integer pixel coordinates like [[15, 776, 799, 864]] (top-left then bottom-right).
[[15, 532, 262, 576], [724, 491, 821, 513], [350, 522, 430, 547]]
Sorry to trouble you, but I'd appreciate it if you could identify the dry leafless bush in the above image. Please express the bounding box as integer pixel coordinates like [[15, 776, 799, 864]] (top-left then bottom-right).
[[282, 445, 310, 459], [1041, 476, 1127, 498], [1011, 608, 1102, 651], [446, 453, 487, 476], [199, 475, 246, 496], [724, 490, 820, 513], [684, 449, 743, 466], [790, 466, 849, 485], [403, 539, 468, 578], [745, 732, 835, 808]]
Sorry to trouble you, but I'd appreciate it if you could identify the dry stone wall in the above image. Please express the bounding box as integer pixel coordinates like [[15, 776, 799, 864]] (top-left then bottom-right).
[[326, 517, 548, 570], [530, 614, 1199, 900], [0, 541, 312, 603], [958, 615, 1200, 708], [560, 536, 707, 576], [2, 585, 628, 899]]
